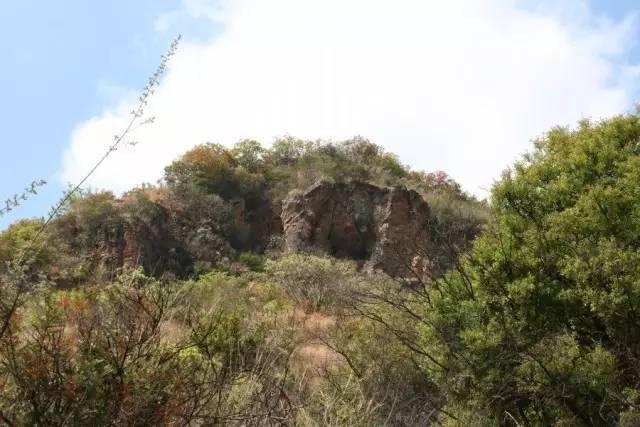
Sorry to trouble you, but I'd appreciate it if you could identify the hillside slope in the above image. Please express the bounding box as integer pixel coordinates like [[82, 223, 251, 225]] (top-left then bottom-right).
[[0, 137, 488, 426]]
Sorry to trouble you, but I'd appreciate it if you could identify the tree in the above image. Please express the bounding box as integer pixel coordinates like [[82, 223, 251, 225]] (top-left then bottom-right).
[[0, 219, 53, 272], [421, 115, 640, 425], [232, 139, 265, 173], [164, 143, 239, 197], [338, 136, 407, 182], [264, 136, 314, 166]]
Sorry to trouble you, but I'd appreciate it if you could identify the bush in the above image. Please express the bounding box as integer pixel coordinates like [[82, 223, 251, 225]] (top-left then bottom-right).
[[0, 270, 294, 425], [419, 114, 640, 424], [266, 254, 357, 311], [0, 219, 55, 272], [238, 251, 265, 272]]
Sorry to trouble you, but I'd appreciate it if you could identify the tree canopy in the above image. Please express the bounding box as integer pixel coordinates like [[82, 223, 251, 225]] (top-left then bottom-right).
[[421, 115, 640, 425]]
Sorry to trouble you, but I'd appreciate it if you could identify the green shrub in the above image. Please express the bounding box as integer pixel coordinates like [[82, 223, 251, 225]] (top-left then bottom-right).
[[266, 253, 357, 311], [238, 251, 265, 272], [420, 114, 640, 424], [0, 219, 54, 269]]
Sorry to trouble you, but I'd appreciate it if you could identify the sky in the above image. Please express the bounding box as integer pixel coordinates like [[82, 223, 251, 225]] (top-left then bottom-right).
[[1, 0, 640, 229]]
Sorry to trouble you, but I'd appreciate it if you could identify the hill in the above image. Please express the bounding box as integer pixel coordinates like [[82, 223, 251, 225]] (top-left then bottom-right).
[[0, 137, 486, 426], [0, 137, 484, 287], [4, 115, 640, 425]]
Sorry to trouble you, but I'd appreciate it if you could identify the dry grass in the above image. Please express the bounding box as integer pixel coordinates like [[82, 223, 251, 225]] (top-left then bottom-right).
[[294, 308, 336, 337], [290, 307, 343, 390]]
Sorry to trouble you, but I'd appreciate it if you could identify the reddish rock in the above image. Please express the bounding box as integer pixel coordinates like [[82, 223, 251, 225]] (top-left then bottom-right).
[[281, 181, 432, 278]]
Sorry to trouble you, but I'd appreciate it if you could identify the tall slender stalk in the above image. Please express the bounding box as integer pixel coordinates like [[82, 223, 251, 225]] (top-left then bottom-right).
[[0, 35, 181, 341]]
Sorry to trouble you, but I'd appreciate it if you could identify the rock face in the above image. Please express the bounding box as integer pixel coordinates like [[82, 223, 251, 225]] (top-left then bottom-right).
[[72, 201, 195, 285], [281, 181, 432, 278], [56, 181, 435, 285]]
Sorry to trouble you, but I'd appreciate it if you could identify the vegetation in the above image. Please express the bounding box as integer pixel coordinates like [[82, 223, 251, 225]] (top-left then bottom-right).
[[0, 134, 484, 425], [415, 115, 640, 425], [6, 66, 640, 423], [1, 137, 480, 288]]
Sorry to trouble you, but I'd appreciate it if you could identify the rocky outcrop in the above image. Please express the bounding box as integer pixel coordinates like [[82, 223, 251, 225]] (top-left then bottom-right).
[[281, 181, 433, 278], [85, 202, 194, 283], [52, 181, 436, 285], [226, 197, 282, 252]]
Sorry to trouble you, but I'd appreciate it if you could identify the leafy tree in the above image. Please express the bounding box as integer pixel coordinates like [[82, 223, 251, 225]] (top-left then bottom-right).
[[338, 136, 407, 183], [164, 143, 239, 198], [0, 219, 53, 270], [165, 142, 268, 212], [420, 115, 640, 425], [232, 139, 265, 173], [57, 191, 122, 244], [264, 136, 315, 166], [406, 170, 465, 198]]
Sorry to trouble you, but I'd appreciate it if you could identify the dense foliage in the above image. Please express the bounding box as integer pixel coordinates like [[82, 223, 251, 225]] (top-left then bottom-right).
[[419, 115, 640, 425]]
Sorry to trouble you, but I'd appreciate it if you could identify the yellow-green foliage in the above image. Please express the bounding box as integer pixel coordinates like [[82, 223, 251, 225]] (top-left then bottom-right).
[[0, 219, 50, 267], [420, 114, 640, 425]]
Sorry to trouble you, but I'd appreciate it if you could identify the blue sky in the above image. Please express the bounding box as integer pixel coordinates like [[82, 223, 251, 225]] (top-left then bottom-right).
[[0, 0, 218, 227], [1, 0, 640, 229]]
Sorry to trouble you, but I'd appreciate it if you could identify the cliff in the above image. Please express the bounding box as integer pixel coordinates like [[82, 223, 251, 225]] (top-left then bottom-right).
[[282, 181, 432, 278]]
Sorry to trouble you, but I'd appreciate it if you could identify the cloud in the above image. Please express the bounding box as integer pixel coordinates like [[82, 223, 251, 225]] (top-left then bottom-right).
[[61, 0, 640, 197], [155, 0, 229, 32]]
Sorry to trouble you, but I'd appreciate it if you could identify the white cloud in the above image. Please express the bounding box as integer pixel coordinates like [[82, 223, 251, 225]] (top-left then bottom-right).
[[155, 0, 229, 32], [61, 0, 640, 197]]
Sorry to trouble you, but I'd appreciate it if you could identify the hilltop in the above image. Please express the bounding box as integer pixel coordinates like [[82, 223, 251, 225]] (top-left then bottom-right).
[[1, 137, 484, 288]]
